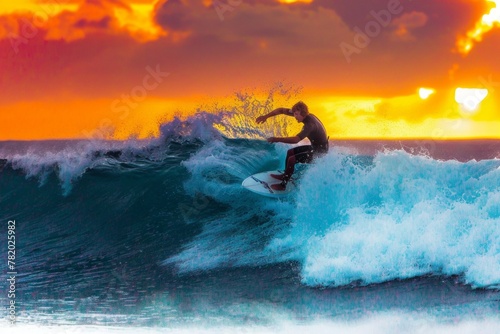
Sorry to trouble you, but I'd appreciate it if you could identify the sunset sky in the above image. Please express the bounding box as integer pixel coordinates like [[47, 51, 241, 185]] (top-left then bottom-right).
[[1, 0, 499, 140]]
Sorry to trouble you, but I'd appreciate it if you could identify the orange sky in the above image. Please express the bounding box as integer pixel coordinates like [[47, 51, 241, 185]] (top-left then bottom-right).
[[0, 0, 499, 140]]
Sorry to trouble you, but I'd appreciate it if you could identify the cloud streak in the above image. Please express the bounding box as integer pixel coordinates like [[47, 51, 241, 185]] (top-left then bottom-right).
[[391, 11, 428, 41]]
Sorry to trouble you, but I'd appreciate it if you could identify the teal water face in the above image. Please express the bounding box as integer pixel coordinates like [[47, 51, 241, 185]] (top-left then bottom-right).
[[1, 134, 500, 329]]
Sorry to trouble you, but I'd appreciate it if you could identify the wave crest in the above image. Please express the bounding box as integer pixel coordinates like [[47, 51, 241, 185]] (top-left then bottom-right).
[[270, 150, 500, 288]]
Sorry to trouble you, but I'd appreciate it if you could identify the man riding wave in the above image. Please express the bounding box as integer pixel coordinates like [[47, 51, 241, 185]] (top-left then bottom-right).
[[256, 101, 329, 191]]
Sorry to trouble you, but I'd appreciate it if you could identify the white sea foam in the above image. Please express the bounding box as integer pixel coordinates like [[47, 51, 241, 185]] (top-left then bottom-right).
[[2, 313, 500, 334], [168, 142, 500, 288], [270, 150, 500, 288]]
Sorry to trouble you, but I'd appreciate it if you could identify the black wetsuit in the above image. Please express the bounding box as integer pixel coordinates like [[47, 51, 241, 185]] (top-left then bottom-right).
[[282, 112, 329, 184]]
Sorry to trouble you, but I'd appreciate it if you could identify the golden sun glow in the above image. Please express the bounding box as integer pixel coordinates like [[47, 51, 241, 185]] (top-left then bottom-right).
[[0, 1, 75, 15], [418, 88, 435, 100], [455, 88, 488, 112], [277, 0, 313, 4], [458, 0, 500, 54], [1, 1, 499, 140], [114, 1, 165, 42]]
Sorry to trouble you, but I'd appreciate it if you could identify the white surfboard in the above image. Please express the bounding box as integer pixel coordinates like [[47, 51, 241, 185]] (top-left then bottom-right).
[[242, 170, 296, 198]]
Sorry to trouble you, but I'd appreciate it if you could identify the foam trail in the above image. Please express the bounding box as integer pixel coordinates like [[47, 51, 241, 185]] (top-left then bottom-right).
[[3, 313, 500, 334], [269, 150, 500, 288]]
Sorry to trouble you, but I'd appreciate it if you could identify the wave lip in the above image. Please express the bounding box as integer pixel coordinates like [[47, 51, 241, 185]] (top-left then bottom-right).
[[4, 140, 150, 195]]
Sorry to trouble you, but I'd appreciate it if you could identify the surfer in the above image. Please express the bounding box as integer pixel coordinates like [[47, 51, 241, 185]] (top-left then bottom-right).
[[256, 101, 329, 191]]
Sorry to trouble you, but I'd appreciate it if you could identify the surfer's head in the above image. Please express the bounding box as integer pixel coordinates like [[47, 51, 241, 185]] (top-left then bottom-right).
[[292, 101, 309, 122]]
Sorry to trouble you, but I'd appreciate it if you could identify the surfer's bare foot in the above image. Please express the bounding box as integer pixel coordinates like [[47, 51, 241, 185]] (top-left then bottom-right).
[[271, 183, 286, 191], [270, 173, 284, 180]]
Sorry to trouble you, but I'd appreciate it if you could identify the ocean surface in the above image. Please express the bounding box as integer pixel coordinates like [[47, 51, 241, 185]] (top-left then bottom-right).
[[1, 112, 500, 333]]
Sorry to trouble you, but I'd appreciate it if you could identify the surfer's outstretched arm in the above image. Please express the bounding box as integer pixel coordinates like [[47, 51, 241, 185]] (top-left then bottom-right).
[[256, 108, 292, 124]]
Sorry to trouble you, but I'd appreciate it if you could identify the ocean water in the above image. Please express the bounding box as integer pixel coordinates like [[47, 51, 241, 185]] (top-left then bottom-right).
[[1, 111, 499, 333]]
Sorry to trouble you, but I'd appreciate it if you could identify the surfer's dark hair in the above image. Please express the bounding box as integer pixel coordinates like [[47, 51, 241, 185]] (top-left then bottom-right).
[[292, 101, 309, 117]]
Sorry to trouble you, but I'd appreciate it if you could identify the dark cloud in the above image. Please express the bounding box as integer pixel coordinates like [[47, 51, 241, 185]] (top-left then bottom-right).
[[154, 0, 193, 31], [74, 16, 112, 29], [0, 0, 499, 105], [391, 11, 428, 40]]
